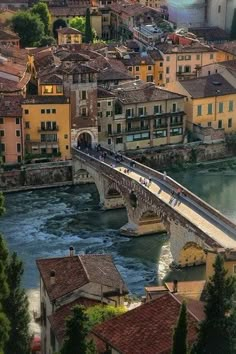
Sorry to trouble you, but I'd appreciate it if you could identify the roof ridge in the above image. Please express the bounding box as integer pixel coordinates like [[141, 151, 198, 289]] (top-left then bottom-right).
[[170, 292, 202, 322], [78, 255, 90, 282]]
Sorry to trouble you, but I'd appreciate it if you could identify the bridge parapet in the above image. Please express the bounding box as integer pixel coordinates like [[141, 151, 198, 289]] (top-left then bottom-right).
[[101, 147, 236, 235]]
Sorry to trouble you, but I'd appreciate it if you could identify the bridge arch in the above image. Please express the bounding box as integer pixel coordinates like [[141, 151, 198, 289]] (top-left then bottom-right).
[[76, 130, 96, 149]]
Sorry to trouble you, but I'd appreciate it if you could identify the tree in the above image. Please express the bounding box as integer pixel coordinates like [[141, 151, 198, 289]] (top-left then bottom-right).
[[61, 305, 89, 354], [69, 17, 85, 33], [37, 35, 56, 47], [231, 9, 236, 40], [0, 233, 10, 354], [11, 11, 44, 47], [53, 18, 67, 38], [172, 301, 188, 354], [86, 304, 126, 331], [85, 8, 93, 43], [31, 1, 51, 35], [3, 252, 30, 354], [191, 254, 236, 354]]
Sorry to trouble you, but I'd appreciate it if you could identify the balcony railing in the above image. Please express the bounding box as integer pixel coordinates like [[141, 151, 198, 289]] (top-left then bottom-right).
[[38, 126, 59, 132]]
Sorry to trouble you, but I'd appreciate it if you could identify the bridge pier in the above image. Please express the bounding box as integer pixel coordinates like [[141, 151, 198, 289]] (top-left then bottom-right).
[[120, 216, 166, 237]]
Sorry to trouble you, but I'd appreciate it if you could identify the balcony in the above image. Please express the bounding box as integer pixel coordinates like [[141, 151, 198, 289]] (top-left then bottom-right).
[[153, 123, 168, 129], [38, 126, 59, 132], [126, 126, 150, 133]]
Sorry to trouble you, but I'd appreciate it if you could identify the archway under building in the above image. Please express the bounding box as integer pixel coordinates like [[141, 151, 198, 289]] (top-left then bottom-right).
[[77, 132, 92, 149]]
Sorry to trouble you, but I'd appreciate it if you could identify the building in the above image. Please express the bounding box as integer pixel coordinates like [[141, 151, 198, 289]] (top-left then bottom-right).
[[98, 80, 186, 151], [57, 27, 82, 45], [166, 0, 206, 27], [158, 42, 216, 84], [0, 28, 20, 48], [214, 42, 236, 63], [168, 73, 236, 133], [206, 248, 236, 279], [0, 0, 28, 9], [22, 95, 71, 160], [0, 95, 23, 164], [36, 249, 128, 354], [207, 0, 236, 33], [92, 292, 204, 354]]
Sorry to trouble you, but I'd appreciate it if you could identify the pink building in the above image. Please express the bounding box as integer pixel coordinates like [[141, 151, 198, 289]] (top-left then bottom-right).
[[0, 96, 23, 164]]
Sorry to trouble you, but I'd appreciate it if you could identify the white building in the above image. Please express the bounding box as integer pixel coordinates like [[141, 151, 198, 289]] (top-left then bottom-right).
[[207, 0, 236, 32]]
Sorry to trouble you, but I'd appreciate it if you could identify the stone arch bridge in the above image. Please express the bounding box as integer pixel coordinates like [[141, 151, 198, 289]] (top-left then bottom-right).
[[72, 147, 236, 267]]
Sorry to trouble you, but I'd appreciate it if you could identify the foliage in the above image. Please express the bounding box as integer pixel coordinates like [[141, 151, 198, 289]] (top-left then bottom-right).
[[3, 252, 31, 354], [11, 11, 44, 47], [37, 35, 56, 47], [0, 193, 5, 216], [61, 305, 89, 354], [231, 9, 236, 40], [85, 8, 93, 43], [31, 1, 51, 35], [172, 301, 188, 354], [53, 18, 67, 38], [86, 304, 126, 331], [191, 254, 236, 354], [69, 17, 85, 33]]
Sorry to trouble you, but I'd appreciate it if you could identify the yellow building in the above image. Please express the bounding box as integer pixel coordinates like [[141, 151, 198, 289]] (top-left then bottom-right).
[[57, 27, 82, 45], [38, 75, 64, 96], [168, 73, 236, 132], [22, 96, 71, 160], [122, 51, 164, 86], [206, 249, 236, 279], [214, 42, 236, 62]]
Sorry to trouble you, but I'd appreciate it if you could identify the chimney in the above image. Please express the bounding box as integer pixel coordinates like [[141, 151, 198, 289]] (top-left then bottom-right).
[[173, 279, 178, 293], [50, 270, 56, 285], [69, 246, 75, 256]]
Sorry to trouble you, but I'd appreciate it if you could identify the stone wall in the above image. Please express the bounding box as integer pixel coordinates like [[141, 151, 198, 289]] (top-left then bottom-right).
[[126, 142, 231, 169], [0, 161, 73, 191]]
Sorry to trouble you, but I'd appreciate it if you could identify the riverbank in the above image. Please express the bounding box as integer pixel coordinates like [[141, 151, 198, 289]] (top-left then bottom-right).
[[3, 181, 73, 194]]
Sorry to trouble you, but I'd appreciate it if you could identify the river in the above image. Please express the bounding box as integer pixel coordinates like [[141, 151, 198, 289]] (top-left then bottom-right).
[[1, 171, 236, 332]]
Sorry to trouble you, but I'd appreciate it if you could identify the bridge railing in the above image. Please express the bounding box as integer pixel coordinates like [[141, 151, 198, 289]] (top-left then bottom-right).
[[73, 148, 223, 249], [101, 147, 236, 235]]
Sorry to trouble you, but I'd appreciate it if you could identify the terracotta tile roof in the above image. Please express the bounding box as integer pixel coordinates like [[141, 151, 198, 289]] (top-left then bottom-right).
[[0, 45, 27, 64], [214, 41, 236, 55], [48, 297, 100, 344], [0, 95, 22, 116], [36, 254, 128, 302], [93, 293, 199, 354], [98, 67, 133, 82], [97, 87, 115, 99], [115, 82, 185, 104], [0, 28, 19, 40], [57, 26, 82, 35], [189, 27, 230, 43], [49, 6, 87, 17], [61, 52, 89, 62], [23, 95, 69, 105], [158, 42, 216, 54], [0, 61, 26, 77], [180, 73, 236, 98], [165, 281, 206, 301], [0, 71, 30, 93], [40, 74, 63, 85], [122, 52, 155, 66], [174, 295, 205, 321]]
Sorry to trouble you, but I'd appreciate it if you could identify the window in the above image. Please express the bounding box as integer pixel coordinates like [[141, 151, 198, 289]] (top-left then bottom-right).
[[229, 100, 234, 112], [41, 134, 57, 142], [116, 137, 123, 144], [25, 121, 30, 128], [0, 118, 3, 124], [153, 130, 167, 138], [0, 130, 4, 137], [184, 65, 191, 73], [196, 54, 200, 60], [172, 103, 177, 112], [197, 105, 202, 116], [98, 112, 102, 118], [208, 122, 212, 127], [233, 265, 236, 274], [185, 55, 191, 60], [135, 75, 140, 80], [218, 5, 221, 13], [16, 118, 20, 124], [138, 107, 146, 117], [41, 109, 45, 114], [43, 85, 53, 94], [166, 56, 170, 61], [107, 124, 112, 134], [81, 91, 87, 100], [108, 101, 111, 106], [97, 102, 100, 107], [17, 143, 21, 153], [170, 127, 183, 136], [219, 102, 224, 113], [128, 66, 132, 72], [228, 118, 232, 128], [160, 62, 163, 67], [117, 123, 121, 133], [159, 73, 163, 80], [218, 120, 223, 128], [106, 111, 111, 117], [17, 156, 21, 163], [46, 109, 50, 114], [154, 105, 162, 114], [148, 65, 152, 71], [64, 134, 68, 139], [81, 108, 87, 117], [135, 66, 140, 72], [166, 67, 170, 74], [126, 108, 134, 118], [210, 53, 214, 60], [98, 125, 101, 132], [108, 138, 111, 145], [147, 75, 153, 82], [16, 130, 20, 137], [24, 109, 29, 114], [207, 103, 213, 115], [56, 85, 63, 94], [25, 134, 30, 141], [66, 145, 69, 150], [166, 78, 169, 83], [0, 143, 5, 152], [52, 109, 56, 114], [178, 65, 182, 73]]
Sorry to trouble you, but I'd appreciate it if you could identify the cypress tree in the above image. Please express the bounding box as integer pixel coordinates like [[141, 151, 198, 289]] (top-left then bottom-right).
[[85, 8, 93, 43], [191, 254, 236, 354], [231, 9, 236, 40], [3, 252, 30, 354], [172, 301, 188, 354], [61, 305, 89, 354]]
